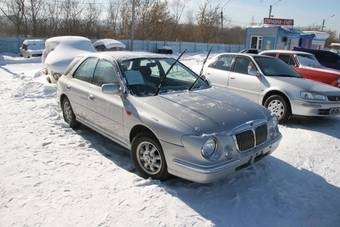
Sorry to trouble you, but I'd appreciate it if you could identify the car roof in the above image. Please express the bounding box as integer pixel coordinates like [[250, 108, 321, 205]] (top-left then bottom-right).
[[93, 39, 126, 49], [23, 39, 44, 45], [214, 52, 272, 58], [83, 51, 172, 61], [260, 50, 313, 55], [45, 36, 91, 46]]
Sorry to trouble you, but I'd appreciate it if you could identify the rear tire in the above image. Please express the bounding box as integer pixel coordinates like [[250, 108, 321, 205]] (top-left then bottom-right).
[[61, 97, 79, 129], [264, 95, 290, 123], [131, 133, 169, 180]]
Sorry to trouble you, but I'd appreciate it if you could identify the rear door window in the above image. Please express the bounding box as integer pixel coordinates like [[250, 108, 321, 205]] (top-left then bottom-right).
[[73, 57, 98, 83], [208, 55, 234, 71]]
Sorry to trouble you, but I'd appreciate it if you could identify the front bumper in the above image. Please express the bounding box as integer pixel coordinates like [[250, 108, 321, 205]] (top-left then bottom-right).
[[162, 133, 282, 184], [291, 99, 340, 116]]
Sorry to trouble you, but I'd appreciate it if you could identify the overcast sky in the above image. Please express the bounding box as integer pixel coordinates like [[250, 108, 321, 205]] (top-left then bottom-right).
[[179, 0, 339, 34]]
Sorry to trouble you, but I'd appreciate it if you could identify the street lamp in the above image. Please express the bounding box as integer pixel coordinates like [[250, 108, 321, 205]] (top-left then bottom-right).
[[321, 14, 335, 31], [268, 0, 282, 18]]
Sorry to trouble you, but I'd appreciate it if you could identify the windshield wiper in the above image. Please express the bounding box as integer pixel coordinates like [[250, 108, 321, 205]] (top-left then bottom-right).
[[188, 47, 212, 91], [154, 49, 187, 96]]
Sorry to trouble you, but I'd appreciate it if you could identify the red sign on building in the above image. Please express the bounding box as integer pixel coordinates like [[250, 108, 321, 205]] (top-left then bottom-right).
[[263, 18, 294, 26]]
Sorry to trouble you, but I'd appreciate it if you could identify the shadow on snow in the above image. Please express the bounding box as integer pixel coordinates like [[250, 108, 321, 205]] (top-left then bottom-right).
[[73, 119, 340, 227]]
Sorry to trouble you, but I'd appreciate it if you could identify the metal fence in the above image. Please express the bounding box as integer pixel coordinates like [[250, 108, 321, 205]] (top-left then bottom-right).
[[0, 37, 244, 54], [0, 37, 26, 54]]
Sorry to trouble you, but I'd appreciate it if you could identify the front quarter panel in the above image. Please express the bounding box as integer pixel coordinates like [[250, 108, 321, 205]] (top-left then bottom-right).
[[122, 96, 196, 146]]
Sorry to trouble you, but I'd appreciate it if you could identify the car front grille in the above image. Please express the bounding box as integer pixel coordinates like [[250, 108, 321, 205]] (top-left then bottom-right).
[[327, 96, 340, 102], [234, 124, 268, 152], [255, 124, 267, 145]]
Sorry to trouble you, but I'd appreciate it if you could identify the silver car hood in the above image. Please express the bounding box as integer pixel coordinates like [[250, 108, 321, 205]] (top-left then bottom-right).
[[134, 87, 269, 134], [266, 76, 340, 95]]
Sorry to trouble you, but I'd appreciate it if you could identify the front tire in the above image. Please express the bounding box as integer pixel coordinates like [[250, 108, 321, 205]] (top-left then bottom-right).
[[61, 97, 79, 129], [264, 95, 290, 123], [131, 133, 169, 180]]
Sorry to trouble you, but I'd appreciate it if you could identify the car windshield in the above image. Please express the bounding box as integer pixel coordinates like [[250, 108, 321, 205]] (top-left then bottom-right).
[[27, 42, 45, 50], [119, 57, 209, 97], [296, 54, 322, 67], [254, 56, 301, 78]]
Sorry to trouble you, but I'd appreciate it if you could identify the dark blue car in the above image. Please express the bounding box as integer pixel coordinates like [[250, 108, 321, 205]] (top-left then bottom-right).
[[293, 47, 340, 70]]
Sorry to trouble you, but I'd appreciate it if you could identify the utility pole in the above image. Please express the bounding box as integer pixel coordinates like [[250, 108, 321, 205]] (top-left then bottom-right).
[[220, 10, 223, 32], [321, 19, 325, 31], [219, 0, 232, 33], [268, 0, 281, 18], [130, 0, 136, 51], [321, 14, 335, 32]]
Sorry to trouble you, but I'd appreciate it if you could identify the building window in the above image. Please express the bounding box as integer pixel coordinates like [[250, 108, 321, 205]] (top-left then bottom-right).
[[250, 36, 263, 50]]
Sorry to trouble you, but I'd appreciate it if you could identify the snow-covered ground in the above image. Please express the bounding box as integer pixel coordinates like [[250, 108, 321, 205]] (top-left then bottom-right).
[[0, 54, 340, 227]]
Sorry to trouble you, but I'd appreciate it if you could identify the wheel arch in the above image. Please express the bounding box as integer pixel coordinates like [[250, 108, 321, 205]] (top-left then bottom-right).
[[262, 90, 292, 113], [129, 124, 159, 144], [60, 94, 68, 105]]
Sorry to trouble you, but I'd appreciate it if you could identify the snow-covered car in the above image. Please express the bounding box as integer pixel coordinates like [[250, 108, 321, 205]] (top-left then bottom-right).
[[42, 36, 95, 83], [19, 39, 45, 58], [57, 51, 282, 183], [205, 53, 340, 122], [93, 39, 126, 51]]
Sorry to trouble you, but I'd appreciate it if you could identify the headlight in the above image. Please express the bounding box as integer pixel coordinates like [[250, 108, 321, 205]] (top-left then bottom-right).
[[268, 115, 279, 139], [201, 137, 217, 159], [300, 91, 326, 101]]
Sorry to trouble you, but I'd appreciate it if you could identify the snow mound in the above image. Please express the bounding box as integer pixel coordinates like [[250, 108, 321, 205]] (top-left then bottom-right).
[[13, 81, 56, 99]]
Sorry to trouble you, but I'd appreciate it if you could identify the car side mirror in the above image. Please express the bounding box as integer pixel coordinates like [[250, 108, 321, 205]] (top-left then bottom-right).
[[248, 68, 260, 77], [102, 83, 121, 95]]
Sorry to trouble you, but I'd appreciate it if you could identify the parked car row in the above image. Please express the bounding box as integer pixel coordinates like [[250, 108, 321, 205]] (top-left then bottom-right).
[[43, 35, 339, 183]]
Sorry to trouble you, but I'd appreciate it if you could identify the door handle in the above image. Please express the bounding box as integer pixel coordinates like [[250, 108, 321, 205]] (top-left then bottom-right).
[[88, 94, 95, 100], [230, 77, 235, 79]]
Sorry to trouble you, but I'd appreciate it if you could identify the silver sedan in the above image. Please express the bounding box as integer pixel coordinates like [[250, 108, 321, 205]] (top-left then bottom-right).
[[57, 51, 281, 183], [204, 53, 340, 122]]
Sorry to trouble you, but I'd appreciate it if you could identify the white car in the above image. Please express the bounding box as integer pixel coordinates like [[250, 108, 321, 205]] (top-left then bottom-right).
[[42, 36, 95, 83], [204, 53, 340, 122], [19, 39, 45, 58], [93, 39, 126, 51]]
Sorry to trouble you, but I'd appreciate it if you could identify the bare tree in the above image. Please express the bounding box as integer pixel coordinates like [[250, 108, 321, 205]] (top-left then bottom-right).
[[26, 0, 43, 36], [45, 1, 63, 36], [83, 1, 100, 37], [169, 0, 186, 40], [61, 0, 84, 35], [107, 0, 122, 36], [196, 0, 220, 42], [0, 0, 26, 35]]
